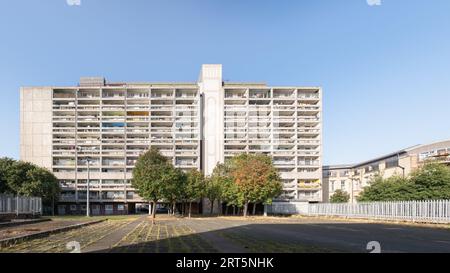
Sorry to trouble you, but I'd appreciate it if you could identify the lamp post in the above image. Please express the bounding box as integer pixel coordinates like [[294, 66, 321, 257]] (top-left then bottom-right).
[[86, 155, 91, 217], [77, 146, 91, 217]]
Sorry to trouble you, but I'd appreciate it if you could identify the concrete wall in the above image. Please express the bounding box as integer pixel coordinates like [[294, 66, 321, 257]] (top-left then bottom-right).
[[20, 87, 53, 169], [198, 64, 224, 176]]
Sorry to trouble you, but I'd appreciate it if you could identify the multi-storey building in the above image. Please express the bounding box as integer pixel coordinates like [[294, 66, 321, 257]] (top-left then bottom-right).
[[20, 64, 323, 215], [323, 139, 450, 203]]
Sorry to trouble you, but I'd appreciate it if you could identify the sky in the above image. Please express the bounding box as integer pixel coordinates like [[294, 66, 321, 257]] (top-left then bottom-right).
[[0, 0, 449, 165]]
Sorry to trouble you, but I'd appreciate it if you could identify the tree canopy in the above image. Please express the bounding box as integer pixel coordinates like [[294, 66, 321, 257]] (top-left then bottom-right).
[[132, 150, 284, 218], [0, 157, 59, 205], [358, 163, 450, 202], [131, 147, 180, 221], [185, 169, 205, 217], [330, 189, 350, 203], [227, 153, 282, 217]]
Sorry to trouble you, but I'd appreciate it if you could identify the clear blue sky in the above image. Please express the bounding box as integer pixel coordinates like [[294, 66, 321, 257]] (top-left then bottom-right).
[[0, 0, 449, 165]]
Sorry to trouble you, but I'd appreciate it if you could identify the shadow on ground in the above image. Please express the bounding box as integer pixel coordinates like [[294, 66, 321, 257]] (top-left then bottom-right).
[[89, 219, 450, 253]]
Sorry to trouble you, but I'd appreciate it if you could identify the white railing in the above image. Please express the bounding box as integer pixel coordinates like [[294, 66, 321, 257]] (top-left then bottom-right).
[[0, 195, 42, 215], [307, 200, 450, 224]]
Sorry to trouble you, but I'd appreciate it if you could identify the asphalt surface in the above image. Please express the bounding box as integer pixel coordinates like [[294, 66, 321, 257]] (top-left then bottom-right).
[[2, 215, 450, 253], [181, 217, 450, 253]]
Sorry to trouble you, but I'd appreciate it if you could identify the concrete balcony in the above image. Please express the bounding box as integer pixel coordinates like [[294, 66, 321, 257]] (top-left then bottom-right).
[[298, 140, 320, 145]]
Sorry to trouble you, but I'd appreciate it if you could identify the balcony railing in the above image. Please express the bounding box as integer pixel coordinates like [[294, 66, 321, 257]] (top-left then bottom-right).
[[298, 94, 319, 99]]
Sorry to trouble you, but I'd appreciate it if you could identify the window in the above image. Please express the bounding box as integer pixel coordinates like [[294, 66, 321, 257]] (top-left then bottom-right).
[[117, 205, 125, 211], [70, 205, 77, 211], [365, 163, 379, 173], [105, 205, 114, 215], [341, 181, 346, 190], [331, 181, 335, 191], [385, 156, 399, 169]]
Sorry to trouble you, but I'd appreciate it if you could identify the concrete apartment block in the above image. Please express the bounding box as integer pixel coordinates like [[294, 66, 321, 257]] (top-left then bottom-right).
[[20, 64, 323, 215], [323, 140, 450, 203]]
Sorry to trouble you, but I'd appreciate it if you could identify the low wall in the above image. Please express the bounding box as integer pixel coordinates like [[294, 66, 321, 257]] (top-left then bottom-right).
[[267, 201, 310, 215]]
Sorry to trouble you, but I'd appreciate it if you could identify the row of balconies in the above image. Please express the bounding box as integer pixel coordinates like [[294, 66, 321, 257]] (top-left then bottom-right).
[[224, 91, 319, 100], [55, 92, 198, 99], [53, 111, 198, 122], [53, 104, 198, 111], [53, 161, 201, 172]]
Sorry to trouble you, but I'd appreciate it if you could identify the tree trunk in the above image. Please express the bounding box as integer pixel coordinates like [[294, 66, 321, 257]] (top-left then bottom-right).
[[225, 206, 229, 216], [252, 203, 257, 215], [151, 200, 157, 224], [172, 201, 176, 216], [218, 200, 222, 216], [233, 206, 236, 216], [188, 202, 192, 218], [52, 197, 55, 216], [210, 199, 215, 215], [243, 202, 249, 217]]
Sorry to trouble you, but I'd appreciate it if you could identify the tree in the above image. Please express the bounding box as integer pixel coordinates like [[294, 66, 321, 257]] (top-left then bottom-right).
[[257, 176, 283, 214], [229, 154, 282, 217], [358, 175, 413, 202], [22, 167, 60, 205], [330, 189, 350, 203], [357, 163, 450, 202], [4, 161, 35, 195], [162, 167, 186, 216], [0, 158, 15, 193], [221, 176, 244, 215], [0, 158, 59, 207], [204, 175, 223, 215], [409, 163, 450, 200], [185, 169, 205, 218], [132, 148, 174, 223]]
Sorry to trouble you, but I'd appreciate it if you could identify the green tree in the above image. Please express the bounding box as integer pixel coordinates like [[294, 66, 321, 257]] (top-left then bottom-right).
[[4, 161, 36, 194], [23, 167, 60, 205], [162, 167, 186, 216], [132, 148, 175, 223], [0, 158, 15, 193], [204, 175, 223, 215], [357, 175, 413, 202], [257, 176, 283, 214], [0, 158, 59, 207], [330, 189, 350, 203], [221, 176, 244, 215], [208, 162, 239, 215], [229, 154, 282, 217], [409, 163, 450, 200], [185, 169, 205, 218]]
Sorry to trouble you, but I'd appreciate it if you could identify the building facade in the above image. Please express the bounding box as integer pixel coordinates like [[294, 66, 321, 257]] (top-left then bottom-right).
[[323, 140, 450, 203], [20, 64, 323, 215]]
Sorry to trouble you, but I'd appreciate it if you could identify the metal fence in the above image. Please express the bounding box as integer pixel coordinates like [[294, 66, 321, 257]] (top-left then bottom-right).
[[0, 195, 42, 215], [307, 200, 450, 224]]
